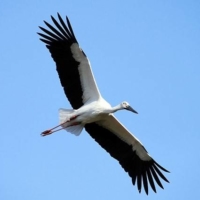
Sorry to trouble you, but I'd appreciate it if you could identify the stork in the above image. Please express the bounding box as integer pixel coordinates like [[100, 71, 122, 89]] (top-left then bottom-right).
[[38, 13, 169, 195]]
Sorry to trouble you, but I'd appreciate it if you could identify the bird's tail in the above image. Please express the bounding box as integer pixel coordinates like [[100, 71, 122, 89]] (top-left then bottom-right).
[[58, 108, 83, 136], [59, 108, 74, 124]]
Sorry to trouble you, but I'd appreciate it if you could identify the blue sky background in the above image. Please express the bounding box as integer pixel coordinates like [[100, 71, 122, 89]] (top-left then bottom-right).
[[1, 0, 200, 199]]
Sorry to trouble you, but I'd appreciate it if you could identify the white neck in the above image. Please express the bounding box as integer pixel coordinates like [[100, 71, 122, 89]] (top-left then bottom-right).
[[105, 104, 123, 114]]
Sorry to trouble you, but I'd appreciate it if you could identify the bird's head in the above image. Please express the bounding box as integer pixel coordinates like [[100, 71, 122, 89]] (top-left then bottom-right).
[[121, 101, 138, 114]]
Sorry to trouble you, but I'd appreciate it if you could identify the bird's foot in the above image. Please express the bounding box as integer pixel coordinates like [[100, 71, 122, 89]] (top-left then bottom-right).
[[41, 130, 52, 136], [40, 117, 79, 137]]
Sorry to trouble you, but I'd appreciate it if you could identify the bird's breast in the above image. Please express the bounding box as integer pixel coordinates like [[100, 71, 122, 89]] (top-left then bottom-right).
[[76, 100, 111, 124]]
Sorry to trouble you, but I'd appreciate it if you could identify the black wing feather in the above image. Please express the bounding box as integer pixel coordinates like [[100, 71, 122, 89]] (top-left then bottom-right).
[[58, 13, 77, 41], [39, 26, 62, 41], [66, 16, 77, 40], [149, 166, 164, 189], [51, 16, 70, 39], [152, 164, 169, 182], [38, 13, 83, 109], [142, 167, 148, 195], [39, 38, 52, 45], [38, 32, 56, 42], [146, 168, 156, 193], [85, 123, 169, 195], [43, 21, 66, 40]]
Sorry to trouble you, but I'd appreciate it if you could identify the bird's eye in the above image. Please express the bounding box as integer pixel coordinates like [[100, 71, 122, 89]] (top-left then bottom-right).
[[123, 102, 127, 107]]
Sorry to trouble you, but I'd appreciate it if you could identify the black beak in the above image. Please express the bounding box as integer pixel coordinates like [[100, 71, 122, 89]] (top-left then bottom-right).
[[126, 106, 138, 114]]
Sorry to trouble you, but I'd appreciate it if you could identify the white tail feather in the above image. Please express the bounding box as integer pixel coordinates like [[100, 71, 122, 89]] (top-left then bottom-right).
[[64, 124, 84, 136], [59, 108, 74, 124], [58, 108, 84, 136]]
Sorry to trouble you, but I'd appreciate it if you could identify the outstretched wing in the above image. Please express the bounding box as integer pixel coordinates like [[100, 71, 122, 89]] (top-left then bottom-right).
[[38, 13, 101, 109], [85, 115, 169, 195]]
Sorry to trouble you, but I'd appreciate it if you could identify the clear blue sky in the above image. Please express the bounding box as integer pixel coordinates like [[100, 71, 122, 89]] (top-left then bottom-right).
[[1, 0, 200, 199]]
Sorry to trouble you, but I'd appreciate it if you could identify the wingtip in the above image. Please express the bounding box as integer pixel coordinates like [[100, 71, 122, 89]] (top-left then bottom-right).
[[66, 16, 70, 24], [50, 15, 54, 20], [153, 160, 170, 173], [57, 12, 62, 20], [36, 32, 41, 36]]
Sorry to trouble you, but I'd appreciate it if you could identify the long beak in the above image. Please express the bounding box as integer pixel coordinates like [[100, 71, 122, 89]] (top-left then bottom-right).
[[126, 106, 138, 114]]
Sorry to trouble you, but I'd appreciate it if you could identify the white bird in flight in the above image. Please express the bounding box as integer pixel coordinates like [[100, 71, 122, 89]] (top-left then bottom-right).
[[38, 13, 169, 195]]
